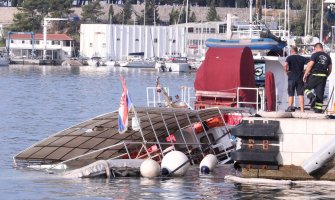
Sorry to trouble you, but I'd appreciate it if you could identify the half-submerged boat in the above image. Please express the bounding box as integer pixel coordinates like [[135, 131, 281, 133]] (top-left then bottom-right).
[[14, 105, 250, 178]]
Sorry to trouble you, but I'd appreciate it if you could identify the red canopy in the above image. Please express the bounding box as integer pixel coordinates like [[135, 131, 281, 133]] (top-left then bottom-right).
[[194, 47, 256, 107]]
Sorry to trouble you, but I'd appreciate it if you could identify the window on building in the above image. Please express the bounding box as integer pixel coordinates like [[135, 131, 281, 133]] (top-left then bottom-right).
[[102, 43, 106, 48], [116, 38, 120, 41], [219, 24, 227, 33], [135, 38, 139, 42], [172, 39, 176, 43], [89, 43, 93, 47], [10, 40, 13, 43], [188, 27, 194, 33], [64, 41, 71, 46], [22, 40, 25, 44], [35, 40, 40, 45], [154, 38, 157, 43], [210, 28, 216, 33], [52, 40, 60, 45]]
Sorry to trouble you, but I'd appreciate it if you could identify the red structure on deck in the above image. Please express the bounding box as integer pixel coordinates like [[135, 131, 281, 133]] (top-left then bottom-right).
[[194, 47, 257, 109]]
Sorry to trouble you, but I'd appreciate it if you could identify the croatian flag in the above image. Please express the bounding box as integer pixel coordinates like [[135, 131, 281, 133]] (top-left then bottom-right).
[[118, 76, 133, 134]]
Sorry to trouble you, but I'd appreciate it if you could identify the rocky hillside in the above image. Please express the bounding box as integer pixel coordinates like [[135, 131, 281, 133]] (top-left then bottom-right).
[[0, 4, 300, 26]]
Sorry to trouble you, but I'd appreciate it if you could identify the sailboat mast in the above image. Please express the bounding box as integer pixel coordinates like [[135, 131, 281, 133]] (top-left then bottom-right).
[[320, 0, 324, 42]]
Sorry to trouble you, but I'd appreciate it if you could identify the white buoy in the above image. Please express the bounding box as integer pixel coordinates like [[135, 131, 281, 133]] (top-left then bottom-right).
[[140, 159, 160, 178], [161, 151, 190, 176], [199, 154, 218, 174]]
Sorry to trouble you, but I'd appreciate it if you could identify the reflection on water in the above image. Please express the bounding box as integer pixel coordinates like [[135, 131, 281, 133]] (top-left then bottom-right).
[[1, 65, 335, 199]]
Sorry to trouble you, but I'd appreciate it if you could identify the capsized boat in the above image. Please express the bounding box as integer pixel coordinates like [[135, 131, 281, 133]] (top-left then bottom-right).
[[13, 106, 251, 177]]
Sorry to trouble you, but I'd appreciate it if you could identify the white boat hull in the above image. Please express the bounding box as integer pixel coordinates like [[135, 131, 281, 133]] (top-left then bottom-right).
[[165, 63, 190, 72], [120, 61, 155, 68], [0, 58, 10, 66]]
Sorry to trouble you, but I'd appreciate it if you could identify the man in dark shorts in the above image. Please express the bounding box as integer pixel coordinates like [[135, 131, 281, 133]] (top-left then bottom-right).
[[303, 43, 332, 113], [283, 46, 309, 112]]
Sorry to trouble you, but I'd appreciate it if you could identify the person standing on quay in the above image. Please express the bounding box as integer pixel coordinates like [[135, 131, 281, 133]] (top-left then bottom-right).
[[303, 43, 332, 113], [283, 46, 309, 112]]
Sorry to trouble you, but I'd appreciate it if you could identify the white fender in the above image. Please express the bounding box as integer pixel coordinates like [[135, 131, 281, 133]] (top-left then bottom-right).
[[199, 154, 218, 174], [302, 136, 335, 175], [140, 159, 160, 178], [161, 151, 190, 176]]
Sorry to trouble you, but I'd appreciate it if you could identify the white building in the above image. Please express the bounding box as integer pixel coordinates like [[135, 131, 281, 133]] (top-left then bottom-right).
[[80, 24, 186, 60], [80, 17, 286, 60], [6, 33, 74, 60]]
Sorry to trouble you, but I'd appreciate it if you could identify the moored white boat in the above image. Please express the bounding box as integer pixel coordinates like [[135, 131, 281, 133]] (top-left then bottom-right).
[[120, 59, 156, 68], [0, 52, 10, 66], [87, 56, 103, 67], [164, 57, 191, 72]]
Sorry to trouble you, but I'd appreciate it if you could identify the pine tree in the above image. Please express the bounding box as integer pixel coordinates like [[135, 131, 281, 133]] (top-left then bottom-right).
[[137, 0, 160, 25], [81, 1, 104, 23], [206, 0, 220, 21]]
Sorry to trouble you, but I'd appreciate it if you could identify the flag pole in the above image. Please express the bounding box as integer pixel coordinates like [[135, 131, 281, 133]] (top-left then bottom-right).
[[130, 104, 152, 159]]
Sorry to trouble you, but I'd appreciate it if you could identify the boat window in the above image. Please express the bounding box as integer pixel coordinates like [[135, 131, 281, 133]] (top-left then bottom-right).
[[21, 40, 25, 44], [135, 38, 139, 42], [35, 40, 40, 45], [116, 38, 120, 41], [172, 39, 176, 43], [210, 28, 216, 33], [154, 38, 158, 43], [188, 27, 194, 33], [10, 40, 14, 43]]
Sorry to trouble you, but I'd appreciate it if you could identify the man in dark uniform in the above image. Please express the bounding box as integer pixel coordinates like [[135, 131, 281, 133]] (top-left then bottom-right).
[[284, 46, 309, 112], [303, 43, 332, 113]]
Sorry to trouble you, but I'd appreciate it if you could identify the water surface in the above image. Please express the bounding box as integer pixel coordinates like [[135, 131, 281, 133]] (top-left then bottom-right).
[[1, 65, 335, 199]]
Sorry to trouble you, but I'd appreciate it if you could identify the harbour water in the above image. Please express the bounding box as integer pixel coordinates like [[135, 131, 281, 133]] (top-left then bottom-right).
[[1, 65, 335, 199]]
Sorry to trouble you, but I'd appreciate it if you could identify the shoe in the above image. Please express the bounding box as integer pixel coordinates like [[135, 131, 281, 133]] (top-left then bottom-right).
[[285, 106, 295, 112]]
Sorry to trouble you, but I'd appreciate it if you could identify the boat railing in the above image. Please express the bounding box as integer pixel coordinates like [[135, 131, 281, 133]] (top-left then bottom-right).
[[237, 87, 265, 111], [232, 25, 289, 39], [180, 86, 196, 109], [146, 86, 196, 109], [146, 87, 170, 107]]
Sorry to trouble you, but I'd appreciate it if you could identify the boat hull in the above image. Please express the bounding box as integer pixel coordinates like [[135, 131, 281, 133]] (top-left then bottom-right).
[[205, 38, 286, 51]]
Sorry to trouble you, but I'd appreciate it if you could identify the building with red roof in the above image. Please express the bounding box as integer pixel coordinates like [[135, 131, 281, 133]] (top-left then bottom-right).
[[6, 33, 74, 61]]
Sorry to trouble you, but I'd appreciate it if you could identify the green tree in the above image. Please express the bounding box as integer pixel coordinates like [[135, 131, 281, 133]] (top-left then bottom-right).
[[81, 1, 104, 23], [169, 7, 180, 25], [108, 4, 115, 24], [137, 0, 160, 25], [206, 0, 220, 21], [8, 0, 73, 32], [189, 11, 197, 22]]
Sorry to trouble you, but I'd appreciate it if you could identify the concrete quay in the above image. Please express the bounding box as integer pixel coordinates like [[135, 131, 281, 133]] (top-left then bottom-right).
[[240, 113, 335, 181]]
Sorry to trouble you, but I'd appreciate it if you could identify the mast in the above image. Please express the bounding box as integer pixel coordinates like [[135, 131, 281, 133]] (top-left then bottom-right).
[[320, 0, 324, 42]]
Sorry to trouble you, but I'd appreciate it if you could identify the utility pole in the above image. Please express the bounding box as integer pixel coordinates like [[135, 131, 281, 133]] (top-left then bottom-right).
[[43, 18, 68, 60]]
